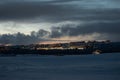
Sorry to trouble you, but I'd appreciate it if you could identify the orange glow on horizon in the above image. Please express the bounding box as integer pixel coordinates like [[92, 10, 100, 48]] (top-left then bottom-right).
[[39, 40, 70, 44]]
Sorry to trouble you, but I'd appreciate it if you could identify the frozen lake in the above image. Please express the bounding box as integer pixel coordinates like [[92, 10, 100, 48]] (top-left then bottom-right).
[[0, 53, 120, 80]]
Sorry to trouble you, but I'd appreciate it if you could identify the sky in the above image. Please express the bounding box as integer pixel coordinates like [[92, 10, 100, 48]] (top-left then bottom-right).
[[0, 0, 120, 44]]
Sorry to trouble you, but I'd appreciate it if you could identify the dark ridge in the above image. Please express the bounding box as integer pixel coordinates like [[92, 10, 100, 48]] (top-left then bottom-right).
[[0, 41, 120, 56]]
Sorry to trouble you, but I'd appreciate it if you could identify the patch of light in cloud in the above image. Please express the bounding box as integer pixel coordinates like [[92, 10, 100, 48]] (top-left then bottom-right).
[[0, 21, 52, 34], [52, 32, 101, 41], [0, 21, 81, 34], [52, 21, 82, 28]]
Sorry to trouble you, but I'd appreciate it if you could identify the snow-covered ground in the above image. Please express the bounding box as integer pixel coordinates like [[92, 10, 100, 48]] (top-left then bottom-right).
[[0, 53, 120, 80]]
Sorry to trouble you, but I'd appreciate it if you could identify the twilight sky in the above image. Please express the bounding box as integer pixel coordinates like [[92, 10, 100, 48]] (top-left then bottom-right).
[[0, 0, 120, 44]]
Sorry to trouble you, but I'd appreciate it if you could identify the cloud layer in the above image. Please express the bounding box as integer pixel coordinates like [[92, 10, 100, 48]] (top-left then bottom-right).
[[50, 22, 120, 41], [0, 22, 119, 45], [0, 0, 120, 44], [0, 0, 120, 22], [0, 29, 50, 45]]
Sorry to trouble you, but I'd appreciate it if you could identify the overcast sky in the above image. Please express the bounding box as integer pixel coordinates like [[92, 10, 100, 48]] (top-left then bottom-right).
[[0, 0, 120, 44]]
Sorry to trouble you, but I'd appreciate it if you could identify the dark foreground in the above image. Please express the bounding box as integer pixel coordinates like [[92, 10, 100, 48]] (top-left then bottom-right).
[[0, 41, 120, 56], [0, 53, 120, 80]]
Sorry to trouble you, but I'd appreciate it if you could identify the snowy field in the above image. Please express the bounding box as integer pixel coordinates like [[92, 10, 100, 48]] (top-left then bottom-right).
[[0, 53, 120, 80]]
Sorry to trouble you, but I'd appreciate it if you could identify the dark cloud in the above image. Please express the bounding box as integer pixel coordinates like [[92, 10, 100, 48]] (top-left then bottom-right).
[[0, 2, 63, 21], [0, 0, 77, 22], [0, 29, 50, 45], [0, 0, 120, 22], [50, 22, 120, 41]]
